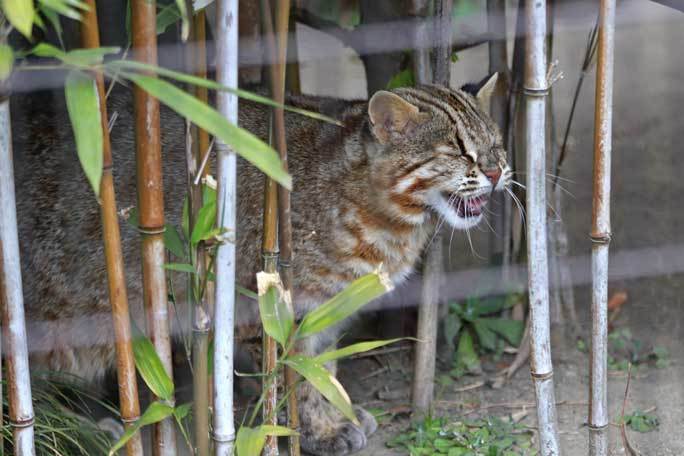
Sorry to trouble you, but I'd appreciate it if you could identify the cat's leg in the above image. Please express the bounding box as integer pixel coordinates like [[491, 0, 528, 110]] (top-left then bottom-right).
[[297, 330, 378, 456]]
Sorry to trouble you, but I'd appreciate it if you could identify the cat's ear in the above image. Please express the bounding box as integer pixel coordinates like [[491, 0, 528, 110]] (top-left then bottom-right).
[[368, 91, 428, 144], [460, 72, 498, 112]]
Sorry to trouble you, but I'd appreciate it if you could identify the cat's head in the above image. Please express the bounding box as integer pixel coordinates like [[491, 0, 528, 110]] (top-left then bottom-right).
[[367, 74, 510, 229]]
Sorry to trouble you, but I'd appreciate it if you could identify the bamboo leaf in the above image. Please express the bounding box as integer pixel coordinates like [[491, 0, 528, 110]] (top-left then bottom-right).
[[64, 70, 103, 196], [163, 223, 186, 258], [314, 338, 405, 365], [163, 263, 196, 274], [2, 0, 35, 38], [257, 272, 294, 347], [284, 355, 359, 425], [297, 272, 391, 338], [174, 0, 189, 41], [156, 1, 181, 35], [38, 0, 88, 21], [190, 199, 216, 244], [237, 285, 258, 300], [107, 401, 174, 456], [123, 73, 291, 189], [0, 45, 13, 81], [132, 327, 175, 401], [108, 60, 342, 125], [236, 427, 266, 456], [31, 43, 119, 66], [173, 402, 192, 420]]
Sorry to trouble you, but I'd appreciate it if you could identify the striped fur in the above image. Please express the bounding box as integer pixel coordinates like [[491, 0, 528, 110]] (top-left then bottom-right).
[[10, 80, 509, 456]]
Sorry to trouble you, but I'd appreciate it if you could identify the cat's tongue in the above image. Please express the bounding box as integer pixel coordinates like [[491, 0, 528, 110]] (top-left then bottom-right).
[[455, 195, 488, 218]]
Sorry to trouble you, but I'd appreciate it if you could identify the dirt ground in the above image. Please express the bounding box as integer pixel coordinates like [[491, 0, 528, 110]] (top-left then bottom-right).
[[329, 1, 684, 455]]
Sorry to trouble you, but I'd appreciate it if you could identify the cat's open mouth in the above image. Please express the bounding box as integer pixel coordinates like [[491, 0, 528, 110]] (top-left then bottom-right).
[[446, 193, 489, 218]]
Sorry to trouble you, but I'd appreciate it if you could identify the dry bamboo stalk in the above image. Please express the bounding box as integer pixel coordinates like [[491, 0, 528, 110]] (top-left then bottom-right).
[[186, 11, 212, 456], [486, 0, 509, 264], [80, 3, 144, 455], [523, 0, 561, 454], [411, 0, 451, 416], [589, 0, 615, 452], [266, 0, 301, 453], [410, 0, 432, 86], [212, 1, 239, 454], [259, 2, 283, 453], [131, 1, 177, 454], [0, 92, 35, 456]]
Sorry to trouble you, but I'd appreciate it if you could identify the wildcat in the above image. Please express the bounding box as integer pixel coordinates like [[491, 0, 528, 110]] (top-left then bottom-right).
[[10, 73, 509, 455]]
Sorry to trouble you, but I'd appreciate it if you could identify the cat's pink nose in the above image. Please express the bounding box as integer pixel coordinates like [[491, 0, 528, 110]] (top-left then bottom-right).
[[484, 168, 502, 186]]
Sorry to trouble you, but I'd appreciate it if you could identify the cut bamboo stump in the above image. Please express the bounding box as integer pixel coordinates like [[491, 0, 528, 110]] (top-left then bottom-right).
[[523, 0, 561, 454], [81, 2, 144, 455], [213, 1, 239, 454], [589, 0, 616, 453], [131, 1, 177, 454], [0, 95, 36, 456]]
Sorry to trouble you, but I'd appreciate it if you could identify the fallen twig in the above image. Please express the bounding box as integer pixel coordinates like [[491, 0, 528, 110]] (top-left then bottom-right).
[[620, 364, 641, 456]]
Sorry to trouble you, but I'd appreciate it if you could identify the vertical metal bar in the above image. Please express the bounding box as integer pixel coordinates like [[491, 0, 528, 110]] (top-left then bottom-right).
[[213, 1, 239, 454], [131, 1, 177, 454], [523, 0, 561, 453], [80, 3, 144, 455], [0, 97, 35, 456], [589, 0, 615, 453]]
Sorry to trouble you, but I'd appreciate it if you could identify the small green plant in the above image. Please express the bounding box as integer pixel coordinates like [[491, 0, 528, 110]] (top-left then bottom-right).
[[444, 295, 524, 378], [387, 415, 536, 455], [620, 409, 659, 433], [580, 328, 672, 371], [2, 372, 115, 456]]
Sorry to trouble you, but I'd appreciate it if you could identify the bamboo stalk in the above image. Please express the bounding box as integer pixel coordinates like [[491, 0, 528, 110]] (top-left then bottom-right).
[[259, 2, 283, 453], [131, 2, 177, 454], [0, 93, 35, 456], [410, 0, 432, 86], [267, 0, 300, 453], [186, 11, 212, 456], [80, 3, 144, 455], [523, 0, 561, 454], [411, 0, 451, 416], [589, 0, 615, 452], [487, 0, 509, 264], [212, 1, 239, 454]]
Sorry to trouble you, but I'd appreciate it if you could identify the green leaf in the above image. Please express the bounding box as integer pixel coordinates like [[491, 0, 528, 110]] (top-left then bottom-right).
[[38, 0, 88, 21], [314, 338, 404, 364], [386, 68, 415, 89], [472, 319, 499, 351], [132, 326, 174, 401], [257, 272, 294, 347], [284, 355, 358, 425], [163, 224, 186, 258], [65, 70, 103, 196], [156, 1, 181, 35], [443, 313, 462, 353], [486, 318, 524, 346], [40, 7, 64, 45], [108, 59, 341, 125], [123, 73, 291, 189], [237, 285, 258, 300], [624, 410, 659, 433], [0, 45, 13, 81], [173, 402, 191, 420], [31, 43, 120, 66], [297, 272, 391, 338], [163, 263, 196, 274], [456, 331, 481, 374], [235, 425, 297, 456], [2, 0, 35, 38], [108, 401, 174, 455], [175, 0, 189, 41], [190, 199, 216, 244]]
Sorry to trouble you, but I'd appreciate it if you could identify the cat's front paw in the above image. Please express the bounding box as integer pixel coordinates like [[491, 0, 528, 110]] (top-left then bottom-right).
[[300, 404, 377, 455]]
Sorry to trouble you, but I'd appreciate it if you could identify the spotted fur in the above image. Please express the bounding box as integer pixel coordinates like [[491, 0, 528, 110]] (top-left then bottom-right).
[[10, 77, 509, 455]]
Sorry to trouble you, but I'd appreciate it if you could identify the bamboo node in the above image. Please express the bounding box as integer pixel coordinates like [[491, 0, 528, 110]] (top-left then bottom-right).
[[588, 423, 609, 431], [9, 416, 35, 428], [279, 259, 292, 269], [136, 225, 166, 235], [530, 370, 554, 381], [522, 87, 549, 97], [211, 431, 236, 443], [121, 416, 141, 424], [590, 232, 612, 244]]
